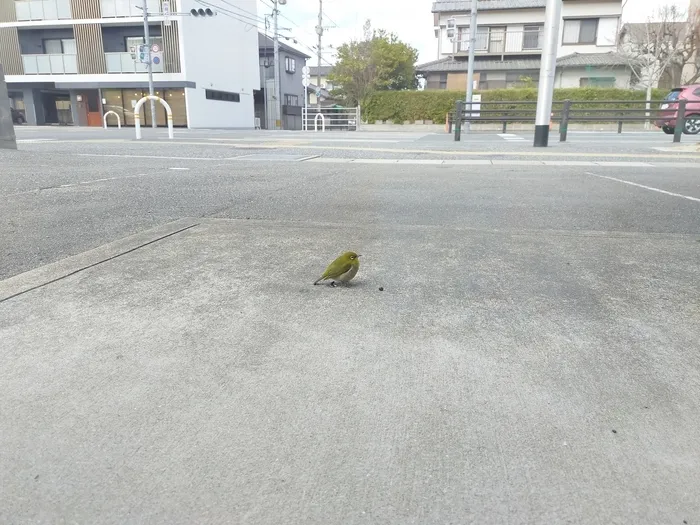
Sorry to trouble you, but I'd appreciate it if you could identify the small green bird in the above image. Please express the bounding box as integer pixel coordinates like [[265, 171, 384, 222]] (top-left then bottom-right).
[[314, 251, 361, 286]]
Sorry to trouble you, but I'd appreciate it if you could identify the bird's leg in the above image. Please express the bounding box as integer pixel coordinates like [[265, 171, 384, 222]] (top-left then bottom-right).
[[330, 281, 337, 287]]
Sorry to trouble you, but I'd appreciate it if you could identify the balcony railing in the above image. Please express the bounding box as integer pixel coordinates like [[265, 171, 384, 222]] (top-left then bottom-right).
[[15, 0, 71, 21], [22, 53, 77, 74], [99, 0, 160, 17], [454, 29, 544, 55], [105, 52, 164, 73]]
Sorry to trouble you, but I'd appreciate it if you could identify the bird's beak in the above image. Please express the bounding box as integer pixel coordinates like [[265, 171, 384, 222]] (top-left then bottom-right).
[[357, 255, 362, 257]]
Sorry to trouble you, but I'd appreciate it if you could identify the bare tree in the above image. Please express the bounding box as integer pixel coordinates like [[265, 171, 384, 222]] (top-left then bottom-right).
[[618, 5, 691, 126]]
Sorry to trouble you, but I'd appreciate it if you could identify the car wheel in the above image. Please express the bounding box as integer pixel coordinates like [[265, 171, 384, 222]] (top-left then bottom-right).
[[662, 125, 675, 134], [682, 116, 700, 135]]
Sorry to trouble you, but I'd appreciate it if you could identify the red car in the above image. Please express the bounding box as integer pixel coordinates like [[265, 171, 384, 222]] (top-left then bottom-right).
[[655, 85, 700, 135]]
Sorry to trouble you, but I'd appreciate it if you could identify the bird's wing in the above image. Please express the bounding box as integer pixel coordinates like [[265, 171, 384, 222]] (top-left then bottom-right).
[[323, 262, 353, 279]]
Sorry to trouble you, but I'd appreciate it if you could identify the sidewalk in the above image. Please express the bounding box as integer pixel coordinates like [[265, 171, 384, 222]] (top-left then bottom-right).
[[1, 217, 698, 523]]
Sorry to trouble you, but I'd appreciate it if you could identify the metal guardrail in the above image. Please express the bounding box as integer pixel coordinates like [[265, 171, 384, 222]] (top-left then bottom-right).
[[452, 99, 693, 143], [302, 106, 360, 131]]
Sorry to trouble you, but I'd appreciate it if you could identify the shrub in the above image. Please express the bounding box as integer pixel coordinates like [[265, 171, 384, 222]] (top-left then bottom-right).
[[362, 88, 669, 124]]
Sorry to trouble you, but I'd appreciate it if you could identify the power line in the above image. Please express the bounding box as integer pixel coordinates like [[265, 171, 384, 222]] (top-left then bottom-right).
[[323, 12, 339, 28], [216, 0, 266, 23], [194, 0, 265, 27]]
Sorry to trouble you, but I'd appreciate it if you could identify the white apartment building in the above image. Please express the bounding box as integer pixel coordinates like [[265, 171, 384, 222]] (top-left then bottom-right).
[[419, 0, 631, 90], [0, 0, 259, 127]]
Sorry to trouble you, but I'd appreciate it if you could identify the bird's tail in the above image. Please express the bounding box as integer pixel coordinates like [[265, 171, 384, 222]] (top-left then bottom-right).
[[313, 277, 323, 285]]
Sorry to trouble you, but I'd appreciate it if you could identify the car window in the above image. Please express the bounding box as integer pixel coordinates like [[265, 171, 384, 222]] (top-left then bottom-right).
[[665, 91, 681, 101], [693, 88, 700, 97]]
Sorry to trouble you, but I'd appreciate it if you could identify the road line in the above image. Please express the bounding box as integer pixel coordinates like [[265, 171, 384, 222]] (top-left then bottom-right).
[[586, 172, 700, 203], [130, 140, 700, 160], [78, 153, 217, 160]]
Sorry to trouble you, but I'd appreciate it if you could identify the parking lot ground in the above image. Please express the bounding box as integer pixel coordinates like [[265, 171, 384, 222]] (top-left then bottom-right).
[[1, 133, 699, 524]]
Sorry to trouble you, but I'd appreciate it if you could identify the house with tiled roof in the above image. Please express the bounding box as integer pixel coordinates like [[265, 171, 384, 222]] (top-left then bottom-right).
[[420, 0, 632, 90]]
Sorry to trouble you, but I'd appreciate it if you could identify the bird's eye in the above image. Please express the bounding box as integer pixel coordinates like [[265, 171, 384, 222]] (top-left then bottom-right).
[[350, 255, 355, 259]]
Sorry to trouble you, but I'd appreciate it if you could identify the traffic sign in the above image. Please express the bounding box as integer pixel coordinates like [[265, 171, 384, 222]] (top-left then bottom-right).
[[302, 77, 310, 87], [151, 43, 160, 53], [302, 65, 310, 75], [162, 0, 171, 26]]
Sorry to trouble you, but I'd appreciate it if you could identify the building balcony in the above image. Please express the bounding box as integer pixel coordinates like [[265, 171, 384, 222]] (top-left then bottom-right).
[[22, 53, 77, 74], [454, 29, 544, 56], [15, 0, 72, 21], [105, 52, 164, 73], [99, 0, 160, 18]]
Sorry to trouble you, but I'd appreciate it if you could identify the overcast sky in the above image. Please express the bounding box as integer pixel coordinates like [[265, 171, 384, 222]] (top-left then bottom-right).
[[256, 0, 690, 65]]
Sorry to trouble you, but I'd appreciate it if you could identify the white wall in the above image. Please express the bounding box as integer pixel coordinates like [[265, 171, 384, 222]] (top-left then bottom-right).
[[437, 9, 545, 56], [436, 2, 622, 58], [179, 0, 259, 128], [556, 67, 631, 88], [558, 1, 621, 57]]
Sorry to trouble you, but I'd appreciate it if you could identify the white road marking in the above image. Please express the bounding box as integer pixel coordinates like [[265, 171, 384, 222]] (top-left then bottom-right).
[[586, 172, 700, 203], [498, 134, 527, 142], [168, 167, 190, 170], [7, 175, 146, 196], [78, 153, 215, 160]]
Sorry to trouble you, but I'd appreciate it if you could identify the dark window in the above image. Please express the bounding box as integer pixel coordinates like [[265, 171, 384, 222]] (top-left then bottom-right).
[[693, 88, 700, 97], [284, 94, 299, 106], [479, 73, 506, 90], [563, 18, 598, 45], [205, 89, 240, 102], [439, 73, 448, 89], [285, 56, 296, 73], [522, 25, 543, 49], [665, 90, 681, 101]]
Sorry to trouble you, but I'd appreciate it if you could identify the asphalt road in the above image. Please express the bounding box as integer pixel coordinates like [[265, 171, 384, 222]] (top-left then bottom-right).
[[1, 132, 699, 524]]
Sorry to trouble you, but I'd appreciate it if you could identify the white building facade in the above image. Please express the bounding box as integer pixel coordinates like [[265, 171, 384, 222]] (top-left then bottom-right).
[[0, 0, 259, 128], [420, 0, 631, 90]]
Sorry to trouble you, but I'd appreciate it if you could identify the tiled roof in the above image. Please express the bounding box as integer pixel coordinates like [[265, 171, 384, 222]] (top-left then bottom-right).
[[310, 66, 333, 77], [416, 53, 629, 73], [557, 52, 629, 67], [416, 57, 541, 72], [432, 0, 547, 13], [258, 33, 312, 59]]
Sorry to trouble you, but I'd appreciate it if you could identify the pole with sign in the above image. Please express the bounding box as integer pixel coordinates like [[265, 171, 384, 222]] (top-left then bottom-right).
[[162, 0, 171, 26], [141, 0, 156, 128], [302, 64, 310, 130]]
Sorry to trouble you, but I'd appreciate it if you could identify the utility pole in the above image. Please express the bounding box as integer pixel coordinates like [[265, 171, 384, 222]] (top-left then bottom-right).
[[534, 0, 562, 147], [272, 0, 283, 130], [141, 0, 156, 128], [316, 0, 323, 111], [465, 0, 477, 132]]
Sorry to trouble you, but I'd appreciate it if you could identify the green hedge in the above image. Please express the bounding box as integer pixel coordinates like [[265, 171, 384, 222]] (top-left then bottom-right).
[[362, 88, 669, 124]]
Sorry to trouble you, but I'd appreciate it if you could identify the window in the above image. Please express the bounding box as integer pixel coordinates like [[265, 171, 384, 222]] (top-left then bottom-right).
[[125, 36, 163, 53], [439, 73, 448, 89], [458, 26, 488, 52], [285, 56, 296, 73], [579, 77, 615, 88], [43, 38, 76, 54], [205, 89, 240, 102], [284, 94, 299, 106], [563, 19, 598, 45], [100, 0, 159, 17], [522, 25, 543, 50]]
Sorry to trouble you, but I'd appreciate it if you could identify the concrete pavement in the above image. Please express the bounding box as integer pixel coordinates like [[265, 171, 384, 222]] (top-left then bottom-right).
[[1, 132, 699, 524]]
